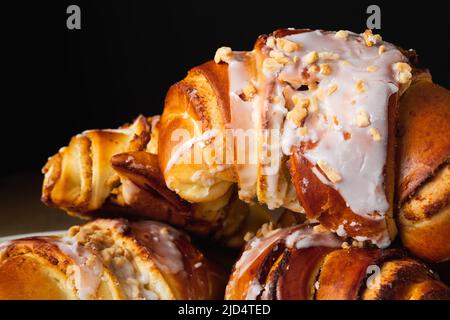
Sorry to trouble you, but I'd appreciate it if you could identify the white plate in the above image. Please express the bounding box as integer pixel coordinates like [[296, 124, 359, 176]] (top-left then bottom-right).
[[0, 231, 65, 243]]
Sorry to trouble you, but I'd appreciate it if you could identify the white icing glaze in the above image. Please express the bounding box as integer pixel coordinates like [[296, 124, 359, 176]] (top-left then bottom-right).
[[279, 30, 406, 217], [225, 30, 409, 246], [284, 225, 343, 249], [50, 236, 103, 300], [131, 221, 185, 275], [164, 129, 218, 174], [228, 53, 259, 201]]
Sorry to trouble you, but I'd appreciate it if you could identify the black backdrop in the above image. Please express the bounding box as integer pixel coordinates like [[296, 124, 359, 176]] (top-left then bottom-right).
[[3, 0, 450, 176]]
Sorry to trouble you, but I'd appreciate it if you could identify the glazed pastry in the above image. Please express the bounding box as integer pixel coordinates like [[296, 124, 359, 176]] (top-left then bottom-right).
[[225, 224, 450, 300], [41, 115, 273, 245], [160, 29, 414, 247], [396, 74, 450, 263], [0, 219, 226, 300]]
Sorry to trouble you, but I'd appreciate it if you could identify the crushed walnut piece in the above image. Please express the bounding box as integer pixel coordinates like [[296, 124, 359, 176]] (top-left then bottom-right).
[[332, 115, 339, 126], [257, 222, 274, 237], [214, 47, 233, 64], [367, 65, 378, 72], [335, 30, 349, 39], [328, 84, 338, 95], [356, 80, 365, 93], [308, 64, 320, 73], [369, 127, 381, 141], [313, 224, 329, 233], [269, 50, 290, 65], [308, 96, 319, 112], [297, 126, 308, 136], [319, 63, 332, 75], [276, 38, 302, 52], [317, 159, 342, 183], [393, 62, 412, 84], [319, 51, 340, 60], [243, 232, 255, 242], [263, 58, 283, 74], [287, 105, 308, 127], [243, 83, 257, 99], [341, 242, 351, 249], [305, 51, 319, 64], [378, 45, 386, 55], [292, 95, 310, 108], [356, 109, 371, 127], [362, 29, 382, 47], [266, 36, 276, 49]]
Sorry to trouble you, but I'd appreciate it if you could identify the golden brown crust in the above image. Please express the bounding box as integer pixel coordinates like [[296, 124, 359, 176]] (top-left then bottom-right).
[[397, 80, 450, 204], [0, 219, 226, 300], [225, 226, 450, 300], [396, 78, 450, 262]]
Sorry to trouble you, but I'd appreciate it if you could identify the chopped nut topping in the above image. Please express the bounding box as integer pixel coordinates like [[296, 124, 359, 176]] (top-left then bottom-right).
[[305, 51, 319, 64], [257, 222, 274, 237], [160, 227, 169, 235], [308, 64, 320, 73], [214, 46, 233, 64], [378, 45, 386, 55], [356, 109, 371, 127], [317, 159, 342, 183], [276, 38, 302, 52], [309, 96, 319, 112], [243, 232, 255, 242], [287, 105, 308, 127], [319, 51, 340, 60], [393, 62, 412, 84], [292, 95, 310, 109], [319, 63, 332, 75], [332, 115, 339, 126], [328, 84, 338, 95], [363, 29, 382, 47], [293, 55, 300, 63], [356, 80, 365, 93], [369, 127, 381, 141], [269, 50, 290, 64], [278, 72, 303, 88], [266, 36, 276, 49], [335, 30, 349, 39], [313, 224, 329, 233], [272, 95, 282, 104], [263, 58, 283, 74], [243, 83, 257, 99], [297, 126, 308, 136], [308, 81, 319, 91], [341, 241, 351, 249], [68, 226, 80, 237], [367, 65, 378, 72]]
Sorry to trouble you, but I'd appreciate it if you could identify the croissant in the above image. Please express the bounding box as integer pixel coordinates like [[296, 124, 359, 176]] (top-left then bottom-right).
[[396, 74, 450, 263], [41, 115, 273, 246], [159, 29, 420, 248], [225, 224, 450, 300], [0, 219, 226, 300]]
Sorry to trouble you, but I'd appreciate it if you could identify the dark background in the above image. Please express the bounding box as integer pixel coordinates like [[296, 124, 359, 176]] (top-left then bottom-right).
[[3, 0, 450, 175]]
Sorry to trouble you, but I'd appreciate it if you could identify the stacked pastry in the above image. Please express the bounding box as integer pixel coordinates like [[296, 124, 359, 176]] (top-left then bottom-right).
[[1, 28, 449, 300], [0, 219, 225, 299]]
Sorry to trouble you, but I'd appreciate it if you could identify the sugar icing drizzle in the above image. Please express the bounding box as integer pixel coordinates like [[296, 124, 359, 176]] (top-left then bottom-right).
[[219, 29, 412, 246]]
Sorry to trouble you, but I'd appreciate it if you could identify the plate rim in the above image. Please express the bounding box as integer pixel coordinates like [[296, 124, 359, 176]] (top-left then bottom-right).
[[0, 230, 65, 243]]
